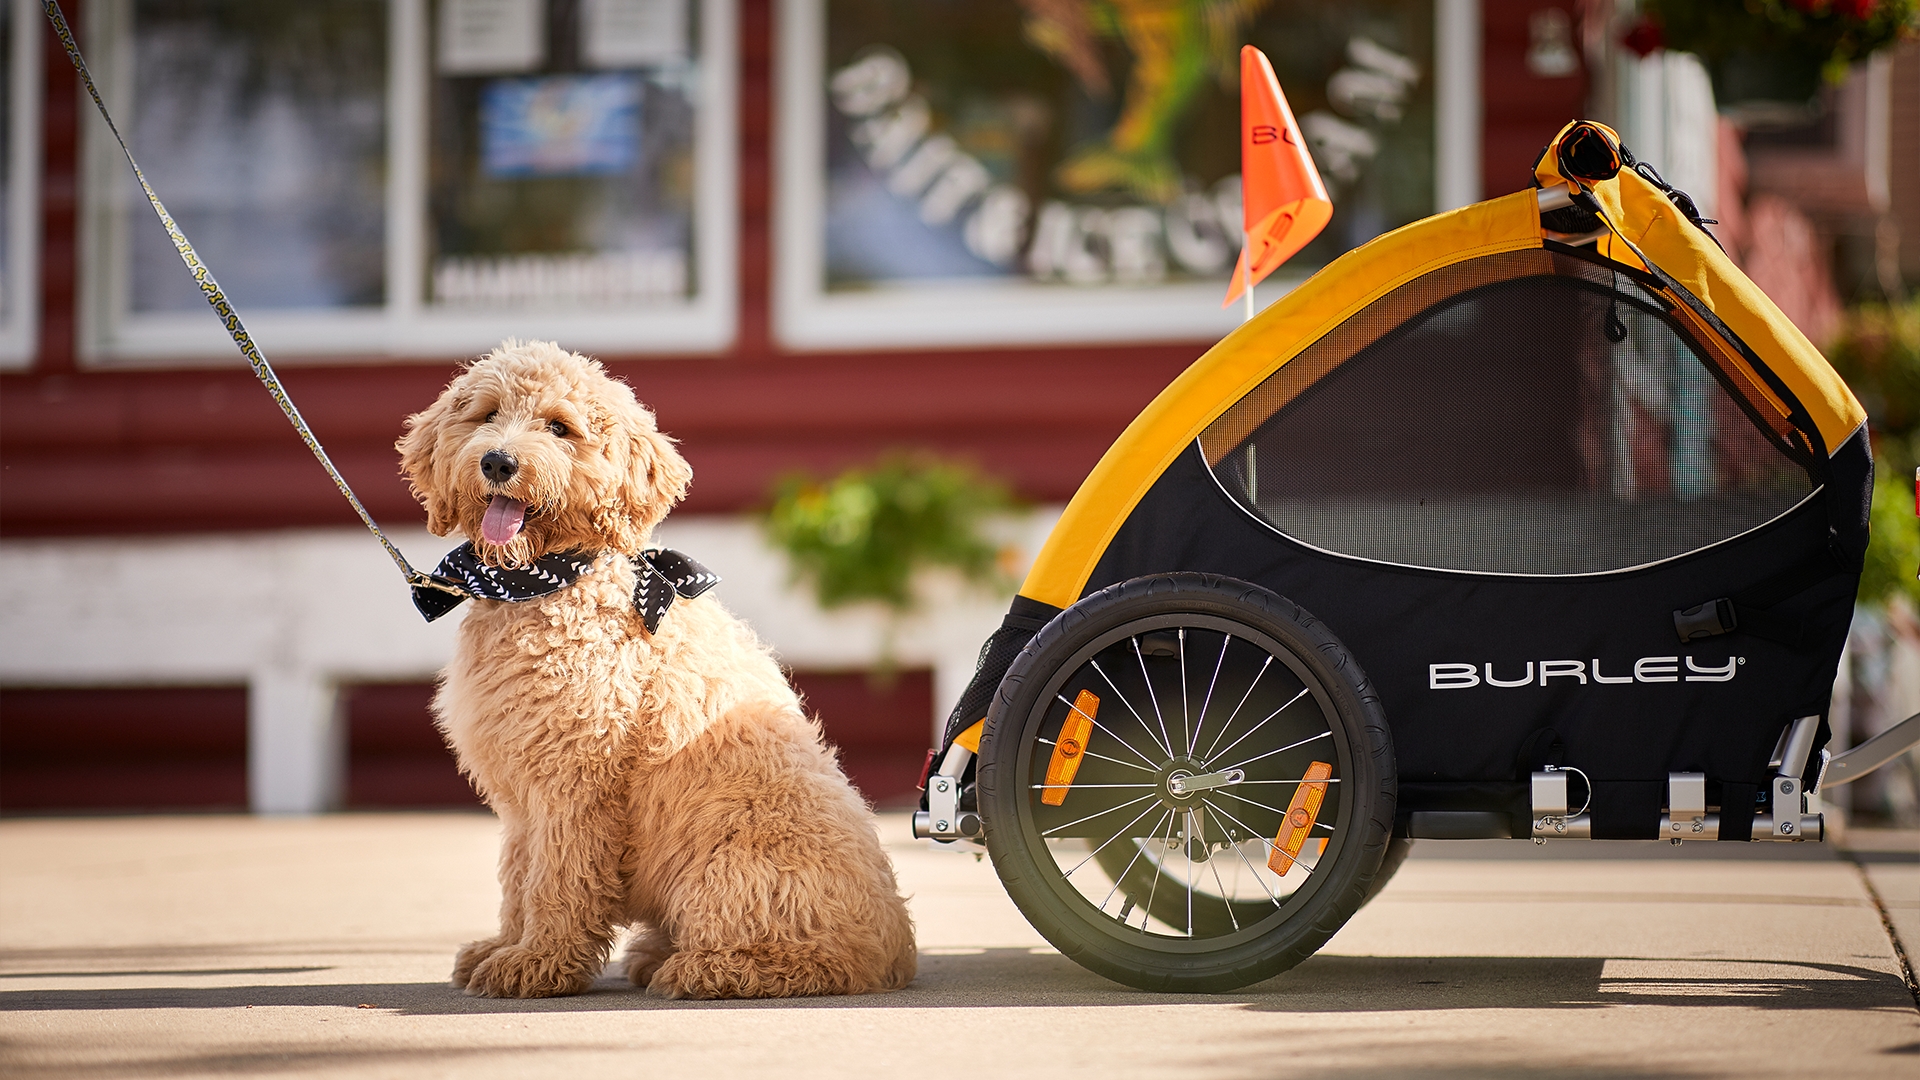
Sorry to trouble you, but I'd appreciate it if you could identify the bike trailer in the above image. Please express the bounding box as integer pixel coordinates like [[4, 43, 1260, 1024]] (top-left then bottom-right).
[[914, 121, 1893, 992]]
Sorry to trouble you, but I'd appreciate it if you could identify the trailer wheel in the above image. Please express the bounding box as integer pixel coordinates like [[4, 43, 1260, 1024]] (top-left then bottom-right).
[[978, 574, 1397, 992]]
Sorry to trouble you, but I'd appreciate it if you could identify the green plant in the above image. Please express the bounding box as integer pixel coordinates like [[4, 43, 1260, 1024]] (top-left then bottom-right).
[[1829, 299, 1920, 478], [1859, 459, 1920, 606], [762, 454, 1019, 614], [1827, 299, 1920, 604], [1638, 0, 1917, 83]]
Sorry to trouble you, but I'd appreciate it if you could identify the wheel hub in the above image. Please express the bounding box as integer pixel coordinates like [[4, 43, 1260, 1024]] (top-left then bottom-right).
[[1156, 757, 1207, 807]]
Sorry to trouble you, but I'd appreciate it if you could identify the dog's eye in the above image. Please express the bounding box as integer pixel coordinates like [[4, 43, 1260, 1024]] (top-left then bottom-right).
[[483, 411, 497, 425], [548, 420, 569, 438]]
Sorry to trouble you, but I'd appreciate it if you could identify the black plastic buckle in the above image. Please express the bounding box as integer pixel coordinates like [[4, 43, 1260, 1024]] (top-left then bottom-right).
[[1674, 598, 1737, 642]]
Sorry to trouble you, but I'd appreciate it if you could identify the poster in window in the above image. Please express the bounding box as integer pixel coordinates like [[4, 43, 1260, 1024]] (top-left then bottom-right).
[[779, 0, 1436, 349], [430, 0, 699, 312]]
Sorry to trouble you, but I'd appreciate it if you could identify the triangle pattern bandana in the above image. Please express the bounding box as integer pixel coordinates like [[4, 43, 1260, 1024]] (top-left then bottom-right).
[[412, 544, 719, 633]]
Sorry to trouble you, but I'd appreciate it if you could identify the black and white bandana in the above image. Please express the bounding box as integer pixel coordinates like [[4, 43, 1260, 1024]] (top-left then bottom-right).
[[630, 548, 722, 633], [412, 544, 719, 633]]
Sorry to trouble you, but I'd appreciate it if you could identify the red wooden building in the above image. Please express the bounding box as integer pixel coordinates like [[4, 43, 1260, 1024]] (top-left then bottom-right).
[[0, 0, 1594, 813]]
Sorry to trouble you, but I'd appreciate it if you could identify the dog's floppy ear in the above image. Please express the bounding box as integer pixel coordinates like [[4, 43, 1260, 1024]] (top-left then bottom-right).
[[618, 403, 693, 542], [397, 393, 458, 537]]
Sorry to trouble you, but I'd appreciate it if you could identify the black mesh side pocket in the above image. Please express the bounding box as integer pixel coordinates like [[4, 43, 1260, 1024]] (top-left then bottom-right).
[[941, 595, 1062, 748]]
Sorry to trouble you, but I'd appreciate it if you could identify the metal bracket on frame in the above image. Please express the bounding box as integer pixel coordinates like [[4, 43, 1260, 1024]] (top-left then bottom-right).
[[914, 742, 983, 845], [1660, 772, 1718, 841], [1753, 715, 1823, 842], [1530, 764, 1592, 840]]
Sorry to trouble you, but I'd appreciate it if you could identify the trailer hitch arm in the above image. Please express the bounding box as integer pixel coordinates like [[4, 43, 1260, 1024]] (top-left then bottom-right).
[[1821, 711, 1920, 787]]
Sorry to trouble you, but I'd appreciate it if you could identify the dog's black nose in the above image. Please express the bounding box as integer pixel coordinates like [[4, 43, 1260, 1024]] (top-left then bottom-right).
[[480, 450, 518, 484]]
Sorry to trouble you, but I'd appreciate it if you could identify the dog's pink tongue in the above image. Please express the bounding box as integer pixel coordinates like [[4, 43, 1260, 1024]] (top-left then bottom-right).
[[481, 496, 526, 546]]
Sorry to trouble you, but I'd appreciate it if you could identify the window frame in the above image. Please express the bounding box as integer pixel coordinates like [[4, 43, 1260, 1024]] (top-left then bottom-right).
[[0, 0, 43, 370], [773, 0, 1481, 352], [78, 0, 737, 369]]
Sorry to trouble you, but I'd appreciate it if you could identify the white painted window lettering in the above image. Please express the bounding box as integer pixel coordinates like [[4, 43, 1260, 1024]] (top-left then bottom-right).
[[1635, 656, 1680, 683], [582, 0, 687, 68], [439, 0, 545, 75], [1538, 660, 1586, 685], [1429, 663, 1480, 690], [1684, 656, 1738, 682]]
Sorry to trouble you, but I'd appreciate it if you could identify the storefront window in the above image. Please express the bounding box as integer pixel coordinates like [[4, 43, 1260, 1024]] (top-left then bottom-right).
[[427, 0, 699, 310], [0, 0, 41, 369], [82, 0, 734, 365], [125, 0, 387, 314], [777, 0, 1453, 350]]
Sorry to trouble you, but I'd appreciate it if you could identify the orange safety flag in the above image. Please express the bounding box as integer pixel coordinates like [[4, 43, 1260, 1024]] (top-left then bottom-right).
[[1223, 45, 1333, 309]]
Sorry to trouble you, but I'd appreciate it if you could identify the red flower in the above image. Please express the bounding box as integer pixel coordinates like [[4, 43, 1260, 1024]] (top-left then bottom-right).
[[1621, 18, 1664, 58], [1835, 0, 1876, 18]]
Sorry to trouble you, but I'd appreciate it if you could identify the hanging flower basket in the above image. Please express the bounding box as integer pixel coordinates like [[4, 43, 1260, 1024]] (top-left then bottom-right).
[[1630, 0, 1917, 127]]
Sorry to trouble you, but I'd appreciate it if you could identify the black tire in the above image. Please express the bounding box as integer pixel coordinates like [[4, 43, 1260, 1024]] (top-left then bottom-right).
[[978, 574, 1396, 992], [1098, 826, 1413, 930], [1362, 838, 1413, 908]]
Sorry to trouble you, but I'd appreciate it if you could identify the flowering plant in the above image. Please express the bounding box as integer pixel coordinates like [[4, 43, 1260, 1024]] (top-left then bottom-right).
[[1631, 0, 1917, 84]]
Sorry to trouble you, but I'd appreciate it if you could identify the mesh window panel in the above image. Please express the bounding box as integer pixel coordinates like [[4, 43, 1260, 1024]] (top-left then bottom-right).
[[1202, 259, 1816, 576]]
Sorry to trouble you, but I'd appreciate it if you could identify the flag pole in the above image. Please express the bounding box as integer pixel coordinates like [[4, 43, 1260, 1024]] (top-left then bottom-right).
[[1242, 231, 1255, 323]]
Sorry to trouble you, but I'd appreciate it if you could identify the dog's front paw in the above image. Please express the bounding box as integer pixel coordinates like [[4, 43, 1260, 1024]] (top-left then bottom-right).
[[623, 927, 675, 988], [465, 944, 595, 999], [451, 936, 507, 988]]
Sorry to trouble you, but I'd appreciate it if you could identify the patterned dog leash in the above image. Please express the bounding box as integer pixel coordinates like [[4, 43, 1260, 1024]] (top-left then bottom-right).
[[42, 0, 466, 600]]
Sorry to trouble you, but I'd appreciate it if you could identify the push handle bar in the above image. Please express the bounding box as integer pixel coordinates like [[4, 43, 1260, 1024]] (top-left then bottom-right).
[[1822, 711, 1920, 786]]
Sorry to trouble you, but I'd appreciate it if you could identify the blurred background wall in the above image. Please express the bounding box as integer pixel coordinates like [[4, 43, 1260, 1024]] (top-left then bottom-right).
[[1, 0, 1914, 821]]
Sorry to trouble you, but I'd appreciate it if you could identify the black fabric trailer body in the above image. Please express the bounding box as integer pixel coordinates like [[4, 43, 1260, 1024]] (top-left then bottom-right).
[[1068, 245, 1871, 840], [1085, 432, 1865, 839]]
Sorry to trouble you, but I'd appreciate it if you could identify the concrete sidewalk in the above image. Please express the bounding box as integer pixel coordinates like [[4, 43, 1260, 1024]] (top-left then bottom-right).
[[0, 812, 1914, 1079]]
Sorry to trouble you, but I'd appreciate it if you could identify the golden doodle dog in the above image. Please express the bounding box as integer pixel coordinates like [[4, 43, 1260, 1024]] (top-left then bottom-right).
[[398, 340, 917, 999]]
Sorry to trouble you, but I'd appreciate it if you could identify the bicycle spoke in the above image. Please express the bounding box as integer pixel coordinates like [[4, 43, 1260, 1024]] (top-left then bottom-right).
[[1240, 777, 1344, 785], [1090, 661, 1173, 759], [1064, 798, 1166, 879], [1131, 639, 1176, 760], [1032, 783, 1157, 790], [1098, 810, 1171, 914], [1140, 808, 1175, 932], [1058, 693, 1163, 768], [1189, 633, 1231, 758], [1206, 844, 1241, 931], [1204, 797, 1318, 880], [1205, 686, 1311, 770], [1223, 826, 1285, 907], [1178, 629, 1191, 761], [1213, 727, 1332, 775], [1041, 792, 1160, 837], [1042, 736, 1158, 772], [1184, 811, 1195, 938], [1212, 786, 1322, 818], [1201, 655, 1272, 761]]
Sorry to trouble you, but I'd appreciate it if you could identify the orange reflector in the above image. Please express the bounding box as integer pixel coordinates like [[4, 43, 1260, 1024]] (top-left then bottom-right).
[[1041, 689, 1098, 806], [1269, 760, 1333, 875]]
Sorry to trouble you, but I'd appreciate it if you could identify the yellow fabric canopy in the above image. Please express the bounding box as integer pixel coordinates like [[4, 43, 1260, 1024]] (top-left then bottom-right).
[[1020, 121, 1866, 611]]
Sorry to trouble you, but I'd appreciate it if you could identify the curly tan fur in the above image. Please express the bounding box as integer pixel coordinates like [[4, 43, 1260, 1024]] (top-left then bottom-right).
[[398, 341, 917, 1000]]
